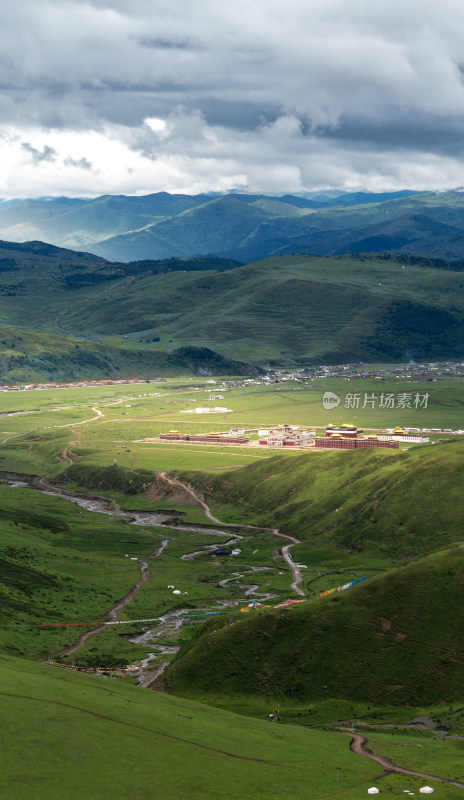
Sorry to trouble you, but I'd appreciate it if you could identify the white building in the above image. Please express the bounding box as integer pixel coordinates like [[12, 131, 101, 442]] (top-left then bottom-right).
[[184, 406, 232, 414], [381, 426, 429, 443]]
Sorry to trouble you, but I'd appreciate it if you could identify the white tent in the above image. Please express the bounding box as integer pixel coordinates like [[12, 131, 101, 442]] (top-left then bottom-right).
[[419, 788, 434, 794], [367, 789, 380, 795]]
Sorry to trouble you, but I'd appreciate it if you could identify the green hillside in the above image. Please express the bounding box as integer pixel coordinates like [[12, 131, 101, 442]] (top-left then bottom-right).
[[1, 655, 381, 800], [162, 440, 464, 708], [2, 245, 463, 369], [60, 253, 464, 364], [178, 439, 464, 559], [0, 325, 250, 383], [163, 543, 464, 706], [0, 242, 255, 380]]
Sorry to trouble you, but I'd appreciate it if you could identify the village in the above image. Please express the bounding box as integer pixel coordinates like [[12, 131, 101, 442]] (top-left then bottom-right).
[[0, 359, 463, 393]]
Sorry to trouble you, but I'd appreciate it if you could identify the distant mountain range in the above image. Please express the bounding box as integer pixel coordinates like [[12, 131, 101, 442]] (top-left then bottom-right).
[[6, 188, 463, 263]]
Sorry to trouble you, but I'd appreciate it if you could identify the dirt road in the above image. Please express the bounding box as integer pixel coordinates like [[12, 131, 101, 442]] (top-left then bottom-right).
[[57, 557, 151, 657], [347, 733, 464, 789], [158, 472, 305, 596]]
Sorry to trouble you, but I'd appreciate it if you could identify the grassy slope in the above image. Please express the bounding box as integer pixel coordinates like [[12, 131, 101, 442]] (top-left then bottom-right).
[[180, 439, 464, 558], [162, 440, 464, 707], [163, 543, 464, 706], [0, 654, 382, 800], [0, 241, 254, 380], [61, 253, 464, 363], [0, 329, 251, 383], [1, 242, 464, 367]]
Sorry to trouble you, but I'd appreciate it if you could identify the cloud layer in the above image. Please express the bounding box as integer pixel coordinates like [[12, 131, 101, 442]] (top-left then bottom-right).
[[2, 0, 464, 196]]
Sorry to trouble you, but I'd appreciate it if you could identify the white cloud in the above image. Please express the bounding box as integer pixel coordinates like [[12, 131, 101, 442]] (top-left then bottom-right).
[[2, 0, 464, 195]]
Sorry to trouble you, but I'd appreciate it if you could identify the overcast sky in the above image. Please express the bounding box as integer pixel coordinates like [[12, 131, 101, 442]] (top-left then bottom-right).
[[2, 0, 464, 197]]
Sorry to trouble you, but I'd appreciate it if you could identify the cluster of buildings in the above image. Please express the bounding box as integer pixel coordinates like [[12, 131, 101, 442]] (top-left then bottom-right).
[[159, 423, 431, 450], [159, 430, 249, 444], [258, 423, 430, 449], [262, 359, 464, 382], [316, 435, 399, 450], [258, 425, 316, 447], [0, 377, 163, 392], [382, 426, 429, 443], [315, 423, 424, 449]]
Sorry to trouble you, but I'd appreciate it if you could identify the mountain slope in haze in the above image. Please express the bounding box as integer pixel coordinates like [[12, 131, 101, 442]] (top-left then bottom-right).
[[0, 191, 324, 254], [0, 189, 438, 263], [0, 193, 213, 251], [86, 190, 464, 263], [88, 194, 313, 262], [328, 213, 462, 255]]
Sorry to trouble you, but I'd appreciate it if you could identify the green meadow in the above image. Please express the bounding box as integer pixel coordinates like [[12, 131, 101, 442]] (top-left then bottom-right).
[[1, 655, 383, 800]]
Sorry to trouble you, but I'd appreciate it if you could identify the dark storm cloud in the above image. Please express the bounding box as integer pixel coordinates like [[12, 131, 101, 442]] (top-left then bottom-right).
[[138, 37, 194, 51], [322, 112, 464, 159], [21, 142, 57, 163], [3, 0, 464, 193], [63, 156, 93, 169]]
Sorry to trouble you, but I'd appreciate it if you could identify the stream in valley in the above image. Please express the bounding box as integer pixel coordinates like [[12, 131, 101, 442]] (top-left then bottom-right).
[[4, 474, 285, 684]]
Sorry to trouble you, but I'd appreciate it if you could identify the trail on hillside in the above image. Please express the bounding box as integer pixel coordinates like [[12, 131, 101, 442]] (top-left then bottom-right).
[[157, 472, 305, 596], [346, 733, 464, 789], [56, 556, 152, 657], [59, 429, 82, 466], [55, 406, 104, 429], [1, 691, 280, 764]]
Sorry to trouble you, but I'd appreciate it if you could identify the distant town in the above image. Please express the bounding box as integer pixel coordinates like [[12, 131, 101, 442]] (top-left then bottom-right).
[[0, 359, 463, 393]]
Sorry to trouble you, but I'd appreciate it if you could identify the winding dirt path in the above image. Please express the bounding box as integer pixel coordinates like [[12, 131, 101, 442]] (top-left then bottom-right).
[[57, 557, 151, 657], [346, 733, 464, 789], [158, 472, 305, 596], [59, 429, 82, 466], [158, 471, 223, 524]]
